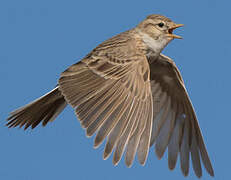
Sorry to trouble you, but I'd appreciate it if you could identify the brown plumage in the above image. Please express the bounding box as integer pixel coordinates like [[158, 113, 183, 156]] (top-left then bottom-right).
[[6, 14, 214, 178]]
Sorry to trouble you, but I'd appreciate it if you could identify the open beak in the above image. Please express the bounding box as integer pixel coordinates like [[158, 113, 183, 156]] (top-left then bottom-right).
[[167, 24, 184, 39]]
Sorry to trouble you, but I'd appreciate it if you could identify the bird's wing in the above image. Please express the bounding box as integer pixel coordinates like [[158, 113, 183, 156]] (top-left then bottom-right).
[[148, 54, 214, 177], [58, 32, 153, 166]]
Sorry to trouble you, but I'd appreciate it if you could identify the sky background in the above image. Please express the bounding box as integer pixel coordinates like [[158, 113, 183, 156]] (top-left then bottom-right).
[[0, 0, 230, 179]]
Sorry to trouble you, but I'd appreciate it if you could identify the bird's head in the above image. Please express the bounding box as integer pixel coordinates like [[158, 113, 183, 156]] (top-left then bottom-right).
[[136, 14, 183, 55]]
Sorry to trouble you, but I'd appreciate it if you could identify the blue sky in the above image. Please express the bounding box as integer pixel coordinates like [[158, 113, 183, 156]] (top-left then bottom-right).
[[1, 0, 230, 179]]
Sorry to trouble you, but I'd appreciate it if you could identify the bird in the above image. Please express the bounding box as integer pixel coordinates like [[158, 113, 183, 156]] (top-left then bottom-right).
[[6, 14, 214, 178]]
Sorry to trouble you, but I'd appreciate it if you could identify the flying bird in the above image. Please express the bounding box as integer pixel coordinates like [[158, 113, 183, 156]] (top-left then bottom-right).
[[6, 14, 214, 178]]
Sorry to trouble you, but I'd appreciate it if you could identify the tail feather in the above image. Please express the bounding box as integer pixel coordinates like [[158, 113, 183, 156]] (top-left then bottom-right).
[[7, 87, 67, 129]]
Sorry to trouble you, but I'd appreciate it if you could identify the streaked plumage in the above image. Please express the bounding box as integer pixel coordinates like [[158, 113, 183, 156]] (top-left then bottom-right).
[[6, 14, 214, 178]]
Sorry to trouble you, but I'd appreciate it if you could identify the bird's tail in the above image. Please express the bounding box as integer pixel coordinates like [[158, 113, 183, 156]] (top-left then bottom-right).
[[6, 87, 67, 130]]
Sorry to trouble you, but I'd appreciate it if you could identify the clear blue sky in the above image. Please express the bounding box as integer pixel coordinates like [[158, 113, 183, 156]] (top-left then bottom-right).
[[1, 0, 230, 179]]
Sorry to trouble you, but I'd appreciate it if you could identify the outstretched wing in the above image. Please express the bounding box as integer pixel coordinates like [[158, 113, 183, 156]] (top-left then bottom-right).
[[148, 54, 214, 177], [58, 32, 153, 166]]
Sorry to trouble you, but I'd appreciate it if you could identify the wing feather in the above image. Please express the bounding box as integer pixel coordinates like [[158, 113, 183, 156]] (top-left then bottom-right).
[[148, 54, 214, 177], [59, 37, 153, 167]]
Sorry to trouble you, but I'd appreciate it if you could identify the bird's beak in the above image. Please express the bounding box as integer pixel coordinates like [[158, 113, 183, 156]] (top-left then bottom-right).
[[167, 24, 184, 39]]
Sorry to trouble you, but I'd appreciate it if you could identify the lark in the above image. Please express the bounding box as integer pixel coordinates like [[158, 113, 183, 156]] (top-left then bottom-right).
[[7, 14, 214, 178]]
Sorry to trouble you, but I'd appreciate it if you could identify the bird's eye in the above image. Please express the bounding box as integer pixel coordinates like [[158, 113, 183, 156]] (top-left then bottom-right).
[[158, 22, 165, 28]]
